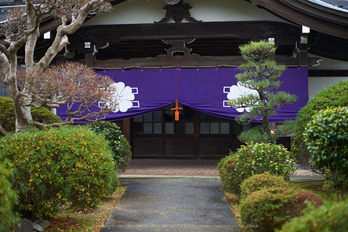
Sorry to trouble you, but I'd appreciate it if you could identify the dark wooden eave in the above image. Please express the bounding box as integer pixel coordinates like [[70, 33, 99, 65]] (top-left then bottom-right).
[[248, 0, 348, 39], [72, 21, 300, 45]]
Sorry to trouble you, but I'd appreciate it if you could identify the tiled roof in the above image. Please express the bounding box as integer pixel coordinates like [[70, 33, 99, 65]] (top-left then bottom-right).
[[0, 5, 25, 23], [309, 0, 348, 10]]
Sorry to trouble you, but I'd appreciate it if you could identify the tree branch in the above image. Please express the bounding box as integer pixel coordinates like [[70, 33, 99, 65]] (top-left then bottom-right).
[[0, 124, 8, 136]]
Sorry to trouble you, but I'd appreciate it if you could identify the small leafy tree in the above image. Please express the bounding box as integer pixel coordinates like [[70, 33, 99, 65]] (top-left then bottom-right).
[[303, 107, 348, 200], [229, 41, 297, 143], [0, 0, 112, 133]]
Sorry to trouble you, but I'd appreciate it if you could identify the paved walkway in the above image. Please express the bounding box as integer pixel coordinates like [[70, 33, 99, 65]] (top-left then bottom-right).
[[102, 159, 324, 232], [101, 177, 240, 232]]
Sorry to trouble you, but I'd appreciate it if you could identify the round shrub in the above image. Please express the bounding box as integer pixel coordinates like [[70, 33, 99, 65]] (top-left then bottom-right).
[[278, 200, 348, 232], [291, 80, 348, 169], [303, 107, 348, 198], [0, 160, 20, 231], [240, 187, 324, 232], [0, 97, 62, 134], [218, 142, 296, 194], [218, 154, 246, 194], [240, 172, 290, 200], [0, 125, 118, 220], [88, 121, 132, 172]]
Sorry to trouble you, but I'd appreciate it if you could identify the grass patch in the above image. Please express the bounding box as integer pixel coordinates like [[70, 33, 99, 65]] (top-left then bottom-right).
[[224, 180, 342, 232], [291, 180, 340, 202], [47, 186, 127, 232]]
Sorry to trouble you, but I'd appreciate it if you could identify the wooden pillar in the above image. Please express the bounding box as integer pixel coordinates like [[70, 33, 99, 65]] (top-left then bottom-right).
[[85, 53, 95, 67], [123, 118, 131, 143], [297, 44, 309, 66]]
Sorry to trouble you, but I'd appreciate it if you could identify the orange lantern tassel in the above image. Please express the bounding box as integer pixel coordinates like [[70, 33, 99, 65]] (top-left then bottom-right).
[[171, 100, 183, 121]]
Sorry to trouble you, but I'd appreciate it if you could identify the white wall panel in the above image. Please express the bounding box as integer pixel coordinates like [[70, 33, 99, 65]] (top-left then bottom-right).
[[83, 0, 286, 26]]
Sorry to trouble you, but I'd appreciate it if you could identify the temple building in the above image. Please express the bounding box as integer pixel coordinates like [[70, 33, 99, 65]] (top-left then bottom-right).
[[1, 0, 348, 159]]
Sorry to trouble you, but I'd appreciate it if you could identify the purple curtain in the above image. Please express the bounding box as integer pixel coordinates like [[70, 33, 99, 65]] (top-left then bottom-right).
[[57, 67, 308, 123]]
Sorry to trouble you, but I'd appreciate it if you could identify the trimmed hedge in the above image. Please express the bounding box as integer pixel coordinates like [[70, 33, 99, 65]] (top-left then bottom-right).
[[303, 107, 348, 197], [240, 187, 324, 232], [278, 200, 348, 232], [218, 142, 296, 194], [291, 80, 348, 168], [0, 161, 20, 231], [0, 126, 118, 220], [240, 172, 290, 200], [0, 97, 62, 133], [88, 121, 132, 172]]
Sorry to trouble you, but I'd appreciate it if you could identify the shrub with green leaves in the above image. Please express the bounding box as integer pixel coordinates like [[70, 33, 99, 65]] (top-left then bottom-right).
[[291, 80, 348, 169], [0, 97, 62, 134], [303, 107, 348, 199], [88, 121, 132, 172], [240, 172, 290, 200], [218, 142, 296, 194], [218, 154, 246, 194], [240, 187, 324, 232], [278, 200, 348, 232], [0, 160, 21, 231], [0, 126, 118, 220]]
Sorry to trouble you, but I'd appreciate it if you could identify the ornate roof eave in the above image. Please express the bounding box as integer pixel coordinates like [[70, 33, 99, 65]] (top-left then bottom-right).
[[248, 0, 348, 39]]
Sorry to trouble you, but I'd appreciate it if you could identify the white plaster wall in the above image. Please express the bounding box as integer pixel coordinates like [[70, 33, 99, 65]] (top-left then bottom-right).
[[308, 54, 348, 98], [308, 76, 348, 99], [82, 0, 286, 26], [309, 55, 348, 70]]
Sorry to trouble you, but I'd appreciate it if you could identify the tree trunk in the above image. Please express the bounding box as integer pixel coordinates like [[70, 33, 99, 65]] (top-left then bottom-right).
[[5, 62, 33, 133], [0, 124, 7, 136], [13, 95, 33, 133], [262, 114, 274, 144]]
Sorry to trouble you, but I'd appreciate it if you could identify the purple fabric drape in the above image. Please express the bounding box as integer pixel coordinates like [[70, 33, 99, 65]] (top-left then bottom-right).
[[57, 67, 308, 123]]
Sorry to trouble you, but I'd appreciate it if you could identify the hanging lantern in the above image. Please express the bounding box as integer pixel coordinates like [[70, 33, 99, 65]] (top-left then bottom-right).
[[162, 0, 181, 5]]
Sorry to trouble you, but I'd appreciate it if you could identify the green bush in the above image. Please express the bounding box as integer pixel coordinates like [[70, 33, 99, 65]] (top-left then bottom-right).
[[240, 172, 290, 200], [0, 97, 62, 133], [88, 121, 132, 172], [0, 160, 21, 231], [276, 120, 296, 137], [278, 200, 348, 232], [240, 187, 324, 232], [291, 80, 348, 169], [237, 126, 269, 144], [0, 126, 118, 220], [218, 142, 296, 194], [303, 107, 348, 199], [218, 154, 246, 194]]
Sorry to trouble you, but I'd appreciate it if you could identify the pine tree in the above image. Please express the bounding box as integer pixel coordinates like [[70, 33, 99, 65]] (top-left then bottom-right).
[[229, 40, 297, 143]]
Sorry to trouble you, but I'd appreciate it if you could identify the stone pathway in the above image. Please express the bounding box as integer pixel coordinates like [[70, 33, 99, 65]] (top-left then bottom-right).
[[100, 177, 240, 232]]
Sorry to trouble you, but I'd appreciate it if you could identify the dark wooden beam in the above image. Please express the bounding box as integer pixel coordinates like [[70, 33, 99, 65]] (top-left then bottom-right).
[[72, 21, 300, 45], [92, 55, 304, 69], [309, 70, 348, 77]]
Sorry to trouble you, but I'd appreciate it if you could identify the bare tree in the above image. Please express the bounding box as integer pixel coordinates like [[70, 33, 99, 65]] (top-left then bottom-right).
[[0, 0, 112, 132], [25, 62, 117, 128]]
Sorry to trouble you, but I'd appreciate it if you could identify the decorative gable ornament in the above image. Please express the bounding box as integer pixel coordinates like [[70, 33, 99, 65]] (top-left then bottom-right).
[[162, 0, 180, 5]]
